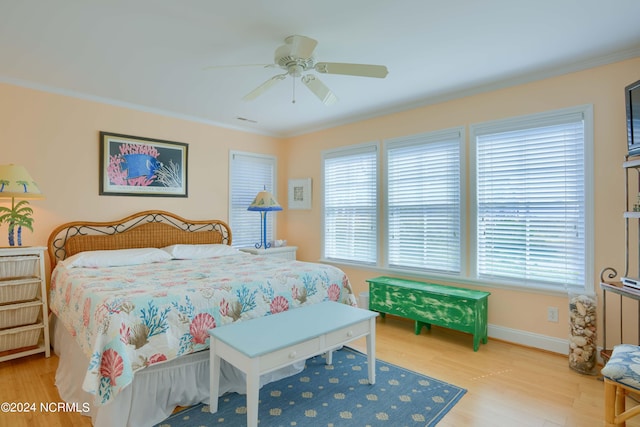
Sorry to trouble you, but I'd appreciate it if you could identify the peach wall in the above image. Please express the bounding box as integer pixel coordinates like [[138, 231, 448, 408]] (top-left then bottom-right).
[[281, 57, 640, 348], [0, 83, 284, 249]]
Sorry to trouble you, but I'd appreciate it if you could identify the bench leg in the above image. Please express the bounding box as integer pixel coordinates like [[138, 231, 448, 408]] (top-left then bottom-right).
[[473, 335, 480, 352], [415, 320, 431, 335], [246, 361, 260, 427], [209, 340, 220, 413], [367, 317, 376, 385]]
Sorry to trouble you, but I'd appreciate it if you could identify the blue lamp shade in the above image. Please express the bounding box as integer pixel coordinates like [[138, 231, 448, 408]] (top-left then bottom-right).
[[247, 190, 282, 249]]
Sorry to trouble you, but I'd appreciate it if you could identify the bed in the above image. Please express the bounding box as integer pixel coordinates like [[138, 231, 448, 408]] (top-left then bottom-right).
[[47, 210, 357, 427]]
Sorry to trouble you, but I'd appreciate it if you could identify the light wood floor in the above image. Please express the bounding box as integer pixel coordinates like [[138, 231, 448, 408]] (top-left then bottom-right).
[[0, 315, 636, 427]]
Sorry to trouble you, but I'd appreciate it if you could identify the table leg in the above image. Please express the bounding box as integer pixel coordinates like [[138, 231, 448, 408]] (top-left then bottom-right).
[[367, 317, 376, 385], [209, 339, 220, 413], [326, 349, 333, 365]]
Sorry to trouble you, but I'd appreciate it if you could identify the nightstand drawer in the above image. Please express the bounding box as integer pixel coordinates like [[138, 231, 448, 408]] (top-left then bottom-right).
[[325, 321, 371, 348], [0, 279, 40, 304], [0, 300, 41, 329], [0, 256, 39, 281], [240, 246, 297, 260], [259, 337, 321, 370], [0, 323, 42, 352]]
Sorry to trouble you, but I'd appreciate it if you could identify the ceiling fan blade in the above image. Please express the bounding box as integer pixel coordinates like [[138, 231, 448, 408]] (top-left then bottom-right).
[[314, 62, 388, 78], [243, 73, 287, 101], [301, 75, 337, 105], [285, 35, 318, 58]]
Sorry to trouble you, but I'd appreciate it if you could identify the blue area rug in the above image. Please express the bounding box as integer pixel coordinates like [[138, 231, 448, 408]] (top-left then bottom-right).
[[156, 347, 466, 427]]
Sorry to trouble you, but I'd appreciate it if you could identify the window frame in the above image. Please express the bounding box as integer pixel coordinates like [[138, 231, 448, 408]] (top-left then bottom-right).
[[228, 150, 279, 249], [382, 127, 466, 275], [321, 141, 380, 266], [469, 105, 594, 293]]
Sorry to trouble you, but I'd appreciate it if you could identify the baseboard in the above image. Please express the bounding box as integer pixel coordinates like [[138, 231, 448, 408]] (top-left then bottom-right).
[[488, 324, 568, 355], [489, 324, 610, 367]]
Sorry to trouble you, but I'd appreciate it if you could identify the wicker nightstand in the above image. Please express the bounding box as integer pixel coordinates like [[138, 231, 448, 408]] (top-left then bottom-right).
[[0, 246, 50, 362]]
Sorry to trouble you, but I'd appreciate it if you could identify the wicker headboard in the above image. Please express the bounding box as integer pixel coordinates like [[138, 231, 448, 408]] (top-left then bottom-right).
[[47, 210, 232, 266]]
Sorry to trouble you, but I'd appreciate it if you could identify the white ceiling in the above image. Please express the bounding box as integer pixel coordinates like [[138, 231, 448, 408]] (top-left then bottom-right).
[[1, 0, 640, 137]]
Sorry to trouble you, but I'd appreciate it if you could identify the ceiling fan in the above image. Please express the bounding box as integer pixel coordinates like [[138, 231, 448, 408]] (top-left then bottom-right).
[[208, 35, 388, 105]]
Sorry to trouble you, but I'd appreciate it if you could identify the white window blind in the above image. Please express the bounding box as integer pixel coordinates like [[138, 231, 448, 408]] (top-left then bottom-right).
[[229, 152, 277, 248], [475, 112, 586, 288], [386, 131, 461, 273], [323, 144, 377, 264]]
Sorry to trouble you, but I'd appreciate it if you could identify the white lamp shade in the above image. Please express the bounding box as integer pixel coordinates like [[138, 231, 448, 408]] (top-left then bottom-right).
[[247, 190, 282, 211], [0, 164, 44, 199]]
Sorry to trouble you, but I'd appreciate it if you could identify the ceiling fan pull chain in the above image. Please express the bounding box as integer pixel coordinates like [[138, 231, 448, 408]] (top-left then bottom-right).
[[292, 76, 296, 104]]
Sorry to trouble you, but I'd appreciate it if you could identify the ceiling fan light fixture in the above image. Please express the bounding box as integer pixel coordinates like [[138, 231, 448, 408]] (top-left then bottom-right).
[[287, 64, 305, 77]]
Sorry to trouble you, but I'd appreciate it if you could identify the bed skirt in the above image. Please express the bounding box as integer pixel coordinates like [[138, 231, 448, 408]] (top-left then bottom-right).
[[51, 315, 305, 427]]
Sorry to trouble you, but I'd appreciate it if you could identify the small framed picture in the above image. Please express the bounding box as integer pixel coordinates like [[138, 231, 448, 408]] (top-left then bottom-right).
[[288, 178, 312, 210], [99, 131, 188, 197]]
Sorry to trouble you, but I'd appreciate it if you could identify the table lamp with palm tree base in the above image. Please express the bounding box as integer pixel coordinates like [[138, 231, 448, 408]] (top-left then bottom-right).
[[0, 164, 44, 247]]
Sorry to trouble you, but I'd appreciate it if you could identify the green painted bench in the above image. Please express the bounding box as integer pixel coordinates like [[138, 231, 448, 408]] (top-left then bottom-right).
[[366, 276, 490, 351]]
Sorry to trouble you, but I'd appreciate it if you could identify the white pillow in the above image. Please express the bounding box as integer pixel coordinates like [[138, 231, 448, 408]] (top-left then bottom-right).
[[162, 244, 239, 259], [61, 248, 173, 268]]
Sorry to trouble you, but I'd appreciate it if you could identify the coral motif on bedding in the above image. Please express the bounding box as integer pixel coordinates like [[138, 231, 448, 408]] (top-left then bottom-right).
[[140, 301, 171, 337], [49, 253, 357, 405]]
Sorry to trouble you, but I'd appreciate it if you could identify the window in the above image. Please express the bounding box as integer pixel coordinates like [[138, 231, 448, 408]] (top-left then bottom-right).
[[229, 151, 278, 248], [322, 144, 378, 264], [385, 129, 462, 273], [471, 106, 592, 290], [320, 106, 592, 293]]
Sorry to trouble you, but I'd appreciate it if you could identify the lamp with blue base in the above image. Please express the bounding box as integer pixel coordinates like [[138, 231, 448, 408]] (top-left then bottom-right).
[[247, 188, 282, 249]]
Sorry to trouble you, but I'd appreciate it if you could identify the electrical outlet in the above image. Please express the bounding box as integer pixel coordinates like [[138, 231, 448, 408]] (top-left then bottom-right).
[[547, 306, 559, 323]]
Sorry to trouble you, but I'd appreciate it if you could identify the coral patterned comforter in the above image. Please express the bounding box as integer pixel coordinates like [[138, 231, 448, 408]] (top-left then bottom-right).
[[49, 252, 357, 405]]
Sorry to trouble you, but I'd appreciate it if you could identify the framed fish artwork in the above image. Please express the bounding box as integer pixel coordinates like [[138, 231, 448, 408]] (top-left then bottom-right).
[[99, 132, 188, 197]]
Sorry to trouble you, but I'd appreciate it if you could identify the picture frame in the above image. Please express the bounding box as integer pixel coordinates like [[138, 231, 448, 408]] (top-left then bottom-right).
[[99, 131, 188, 197], [288, 178, 312, 210]]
